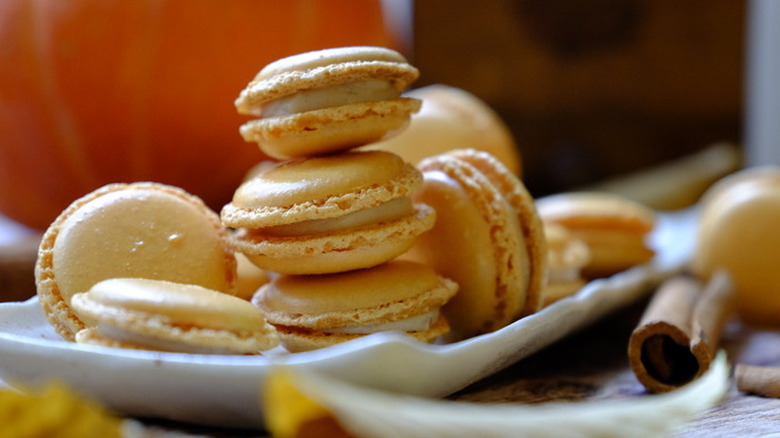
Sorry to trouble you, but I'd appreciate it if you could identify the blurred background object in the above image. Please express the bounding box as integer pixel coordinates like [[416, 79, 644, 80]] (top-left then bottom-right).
[[412, 0, 745, 197], [0, 0, 404, 231]]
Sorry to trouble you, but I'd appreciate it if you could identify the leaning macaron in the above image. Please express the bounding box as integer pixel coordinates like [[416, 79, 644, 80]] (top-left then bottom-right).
[[536, 191, 656, 279], [71, 278, 279, 354], [252, 260, 457, 352], [35, 182, 237, 341], [221, 150, 435, 275], [367, 84, 522, 176], [235, 46, 421, 159], [692, 166, 780, 325], [405, 148, 547, 340]]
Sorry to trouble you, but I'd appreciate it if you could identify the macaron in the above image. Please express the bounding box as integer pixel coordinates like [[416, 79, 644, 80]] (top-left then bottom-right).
[[536, 191, 656, 279], [252, 260, 458, 352], [367, 84, 522, 176], [71, 278, 279, 354], [235, 46, 422, 159], [692, 166, 780, 325], [35, 182, 237, 341], [221, 150, 436, 275], [540, 223, 591, 307], [404, 148, 547, 340]]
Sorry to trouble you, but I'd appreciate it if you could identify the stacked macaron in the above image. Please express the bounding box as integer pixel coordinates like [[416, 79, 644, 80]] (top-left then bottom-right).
[[223, 47, 458, 352]]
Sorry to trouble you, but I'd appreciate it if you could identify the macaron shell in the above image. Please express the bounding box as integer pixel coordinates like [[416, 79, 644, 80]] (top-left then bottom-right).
[[253, 260, 458, 329], [35, 183, 237, 341], [239, 98, 421, 159], [235, 46, 419, 113], [367, 84, 522, 176], [274, 313, 451, 353], [233, 203, 436, 275], [222, 150, 422, 228], [445, 149, 548, 315], [408, 151, 533, 340], [536, 191, 656, 278], [71, 278, 279, 354]]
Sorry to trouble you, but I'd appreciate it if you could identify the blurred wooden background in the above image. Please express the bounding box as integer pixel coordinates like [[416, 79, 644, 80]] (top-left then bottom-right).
[[412, 0, 745, 196]]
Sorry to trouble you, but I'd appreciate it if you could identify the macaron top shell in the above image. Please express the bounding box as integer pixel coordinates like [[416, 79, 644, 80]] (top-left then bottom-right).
[[73, 278, 267, 331], [221, 151, 422, 228], [35, 183, 236, 340], [235, 46, 419, 115], [253, 260, 458, 330]]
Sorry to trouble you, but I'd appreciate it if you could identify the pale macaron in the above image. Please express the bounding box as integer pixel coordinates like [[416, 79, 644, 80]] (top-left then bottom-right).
[[252, 260, 458, 352], [540, 223, 591, 307], [367, 84, 522, 176], [235, 46, 421, 159], [405, 148, 547, 340], [221, 150, 435, 275], [692, 166, 780, 325], [536, 191, 656, 279], [71, 278, 279, 354], [35, 182, 237, 341]]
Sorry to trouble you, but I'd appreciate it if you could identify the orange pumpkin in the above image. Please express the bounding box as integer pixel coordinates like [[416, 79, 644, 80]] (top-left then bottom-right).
[[0, 0, 404, 230]]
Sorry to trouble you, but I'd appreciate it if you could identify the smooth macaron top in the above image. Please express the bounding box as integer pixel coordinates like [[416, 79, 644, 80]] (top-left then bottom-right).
[[253, 260, 457, 330], [35, 183, 237, 340], [235, 46, 419, 116], [367, 84, 522, 176], [221, 150, 422, 228], [73, 278, 267, 332]]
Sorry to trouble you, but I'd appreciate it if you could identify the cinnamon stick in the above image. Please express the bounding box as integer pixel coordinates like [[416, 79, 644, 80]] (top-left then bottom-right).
[[628, 271, 734, 393], [735, 364, 780, 398]]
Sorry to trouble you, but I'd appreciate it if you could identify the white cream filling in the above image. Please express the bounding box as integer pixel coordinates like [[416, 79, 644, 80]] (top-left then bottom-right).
[[325, 310, 439, 335], [262, 80, 399, 117], [96, 323, 239, 355], [263, 197, 413, 237]]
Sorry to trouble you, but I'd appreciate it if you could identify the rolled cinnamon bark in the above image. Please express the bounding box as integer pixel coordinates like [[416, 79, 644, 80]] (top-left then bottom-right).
[[735, 364, 780, 398], [628, 271, 734, 393]]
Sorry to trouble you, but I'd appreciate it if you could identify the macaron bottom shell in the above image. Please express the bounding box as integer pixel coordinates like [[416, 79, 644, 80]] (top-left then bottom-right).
[[272, 314, 451, 353]]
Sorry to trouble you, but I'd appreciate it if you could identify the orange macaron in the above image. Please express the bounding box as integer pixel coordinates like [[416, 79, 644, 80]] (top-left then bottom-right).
[[252, 260, 457, 352], [536, 191, 656, 279], [405, 149, 547, 340], [235, 46, 421, 159], [71, 278, 279, 354], [367, 84, 522, 176], [35, 182, 237, 341], [221, 150, 435, 275]]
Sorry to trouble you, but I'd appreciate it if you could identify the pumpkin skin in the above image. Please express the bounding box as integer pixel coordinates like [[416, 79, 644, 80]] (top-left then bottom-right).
[[0, 0, 402, 230]]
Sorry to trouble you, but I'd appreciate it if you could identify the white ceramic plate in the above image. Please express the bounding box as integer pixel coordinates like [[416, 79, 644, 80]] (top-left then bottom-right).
[[0, 209, 696, 429]]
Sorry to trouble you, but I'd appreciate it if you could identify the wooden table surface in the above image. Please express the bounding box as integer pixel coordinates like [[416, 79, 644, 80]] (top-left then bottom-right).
[[3, 230, 780, 437]]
